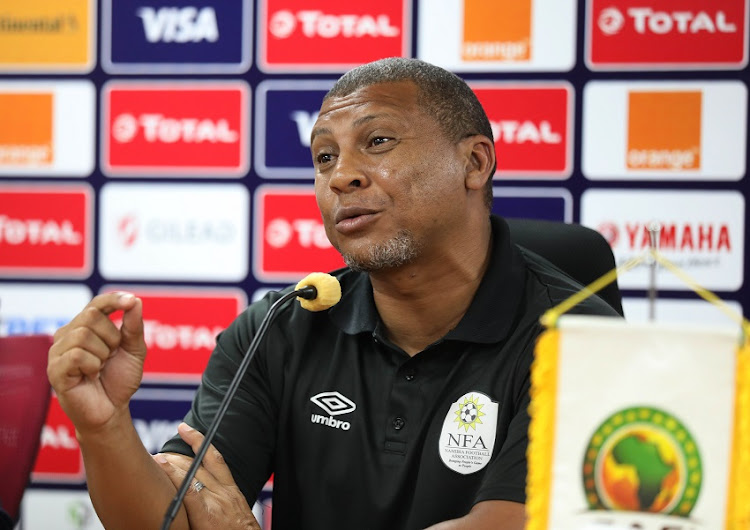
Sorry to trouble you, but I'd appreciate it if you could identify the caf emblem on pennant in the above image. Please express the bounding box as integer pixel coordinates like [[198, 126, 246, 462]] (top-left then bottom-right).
[[582, 406, 703, 516]]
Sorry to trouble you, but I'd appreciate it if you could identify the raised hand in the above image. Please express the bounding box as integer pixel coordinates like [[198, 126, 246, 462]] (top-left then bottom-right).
[[47, 292, 148, 434]]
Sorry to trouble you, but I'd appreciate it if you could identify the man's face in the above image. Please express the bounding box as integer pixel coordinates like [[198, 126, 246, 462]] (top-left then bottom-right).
[[311, 81, 469, 272]]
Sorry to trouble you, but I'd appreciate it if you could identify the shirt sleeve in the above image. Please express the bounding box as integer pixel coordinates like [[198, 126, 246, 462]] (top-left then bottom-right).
[[473, 336, 534, 505], [160, 295, 283, 504]]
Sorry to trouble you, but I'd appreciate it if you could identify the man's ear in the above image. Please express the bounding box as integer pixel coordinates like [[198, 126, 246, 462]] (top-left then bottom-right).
[[462, 135, 496, 191]]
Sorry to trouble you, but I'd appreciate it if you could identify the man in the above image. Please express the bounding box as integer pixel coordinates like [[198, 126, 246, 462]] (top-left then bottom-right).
[[47, 58, 618, 529]]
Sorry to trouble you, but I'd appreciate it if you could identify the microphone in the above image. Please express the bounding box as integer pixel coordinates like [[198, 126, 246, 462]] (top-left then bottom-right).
[[161, 273, 342, 530]]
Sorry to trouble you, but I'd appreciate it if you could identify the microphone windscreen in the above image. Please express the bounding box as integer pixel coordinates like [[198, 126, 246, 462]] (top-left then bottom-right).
[[295, 273, 342, 312]]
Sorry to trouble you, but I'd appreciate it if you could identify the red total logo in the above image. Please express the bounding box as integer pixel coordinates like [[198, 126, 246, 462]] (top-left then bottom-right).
[[588, 0, 747, 68], [254, 187, 345, 281], [105, 288, 246, 381], [472, 85, 571, 177], [32, 394, 85, 483], [0, 185, 92, 277], [103, 82, 249, 175], [261, 0, 409, 70]]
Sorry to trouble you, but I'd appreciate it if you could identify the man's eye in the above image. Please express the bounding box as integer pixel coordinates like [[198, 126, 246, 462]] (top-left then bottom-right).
[[371, 137, 390, 146], [317, 153, 333, 164]]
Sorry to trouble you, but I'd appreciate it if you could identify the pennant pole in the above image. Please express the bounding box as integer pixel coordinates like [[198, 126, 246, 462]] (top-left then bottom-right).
[[647, 221, 661, 322]]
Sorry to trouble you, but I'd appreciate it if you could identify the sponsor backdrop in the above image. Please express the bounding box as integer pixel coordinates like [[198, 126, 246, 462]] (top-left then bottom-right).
[[0, 0, 747, 527]]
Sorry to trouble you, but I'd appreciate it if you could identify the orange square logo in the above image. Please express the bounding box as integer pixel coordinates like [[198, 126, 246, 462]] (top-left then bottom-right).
[[0, 93, 54, 165], [462, 0, 532, 61], [627, 91, 702, 170]]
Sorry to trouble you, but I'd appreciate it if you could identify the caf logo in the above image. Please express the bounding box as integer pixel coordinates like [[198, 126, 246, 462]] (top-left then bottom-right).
[[582, 406, 702, 516]]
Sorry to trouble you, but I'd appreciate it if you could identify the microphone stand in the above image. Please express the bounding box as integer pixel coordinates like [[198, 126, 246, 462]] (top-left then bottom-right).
[[160, 285, 317, 530]]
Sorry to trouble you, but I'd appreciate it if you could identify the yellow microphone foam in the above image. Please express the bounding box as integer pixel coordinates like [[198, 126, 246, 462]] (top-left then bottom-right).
[[295, 272, 342, 312]]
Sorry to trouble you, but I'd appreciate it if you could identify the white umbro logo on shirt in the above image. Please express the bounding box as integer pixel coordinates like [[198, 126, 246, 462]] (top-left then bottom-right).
[[310, 391, 356, 431]]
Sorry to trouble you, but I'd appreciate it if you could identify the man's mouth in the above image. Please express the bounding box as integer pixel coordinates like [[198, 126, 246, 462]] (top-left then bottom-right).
[[334, 206, 379, 224], [334, 207, 380, 233]]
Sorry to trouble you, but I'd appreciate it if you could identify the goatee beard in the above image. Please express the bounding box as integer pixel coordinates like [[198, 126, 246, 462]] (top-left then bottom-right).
[[341, 229, 421, 272]]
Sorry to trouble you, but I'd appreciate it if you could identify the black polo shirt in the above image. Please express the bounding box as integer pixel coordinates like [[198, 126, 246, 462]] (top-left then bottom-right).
[[162, 215, 618, 529]]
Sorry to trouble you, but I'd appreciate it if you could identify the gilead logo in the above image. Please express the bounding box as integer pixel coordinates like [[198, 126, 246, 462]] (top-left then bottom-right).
[[627, 91, 702, 170], [0, 93, 53, 166], [462, 0, 532, 61]]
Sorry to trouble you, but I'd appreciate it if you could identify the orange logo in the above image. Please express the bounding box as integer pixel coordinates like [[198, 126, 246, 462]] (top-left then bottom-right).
[[462, 0, 532, 62], [627, 91, 702, 170], [0, 0, 92, 70], [0, 93, 54, 166]]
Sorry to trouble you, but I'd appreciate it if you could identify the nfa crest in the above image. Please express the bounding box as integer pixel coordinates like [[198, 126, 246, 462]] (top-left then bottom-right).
[[439, 391, 499, 475]]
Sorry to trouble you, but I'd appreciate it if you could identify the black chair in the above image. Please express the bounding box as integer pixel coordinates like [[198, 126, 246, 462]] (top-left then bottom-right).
[[506, 217, 624, 317]]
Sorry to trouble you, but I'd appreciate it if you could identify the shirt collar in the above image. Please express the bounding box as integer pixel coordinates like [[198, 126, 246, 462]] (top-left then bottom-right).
[[327, 215, 526, 345]]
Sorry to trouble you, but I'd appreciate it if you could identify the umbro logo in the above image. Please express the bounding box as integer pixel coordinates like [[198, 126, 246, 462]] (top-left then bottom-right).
[[310, 391, 356, 431]]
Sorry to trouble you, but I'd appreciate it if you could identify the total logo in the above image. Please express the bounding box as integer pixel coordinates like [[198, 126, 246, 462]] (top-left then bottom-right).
[[587, 0, 748, 69], [112, 113, 238, 144], [0, 184, 92, 278], [269, 10, 399, 39], [103, 287, 246, 381], [137, 6, 219, 43], [259, 0, 410, 71], [0, 216, 82, 246], [598, 7, 738, 35], [491, 120, 561, 145], [102, 82, 249, 176], [254, 186, 345, 282], [472, 84, 572, 178], [265, 217, 331, 249], [32, 394, 85, 483]]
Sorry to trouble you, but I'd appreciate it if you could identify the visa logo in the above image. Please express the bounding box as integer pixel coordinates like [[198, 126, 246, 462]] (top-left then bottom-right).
[[290, 110, 318, 147], [134, 419, 182, 453], [137, 6, 219, 43]]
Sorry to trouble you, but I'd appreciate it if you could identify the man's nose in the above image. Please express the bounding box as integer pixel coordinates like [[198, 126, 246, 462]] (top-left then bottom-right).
[[328, 153, 369, 193]]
